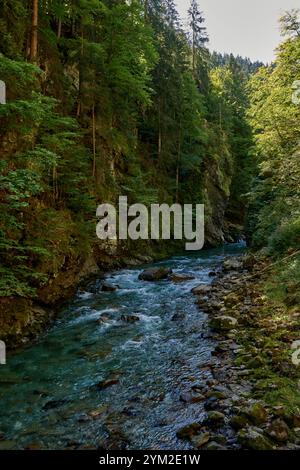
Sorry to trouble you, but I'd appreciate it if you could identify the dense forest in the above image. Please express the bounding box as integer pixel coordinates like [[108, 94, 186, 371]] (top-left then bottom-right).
[[0, 0, 254, 316], [1, 0, 300, 454]]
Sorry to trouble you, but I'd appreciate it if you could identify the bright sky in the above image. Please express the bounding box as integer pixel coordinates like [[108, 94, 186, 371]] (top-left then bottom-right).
[[176, 0, 299, 63]]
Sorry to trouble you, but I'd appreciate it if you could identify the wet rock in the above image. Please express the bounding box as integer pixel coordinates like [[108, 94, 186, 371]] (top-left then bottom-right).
[[266, 419, 290, 443], [176, 423, 202, 439], [180, 392, 205, 404], [120, 315, 140, 323], [88, 405, 108, 419], [238, 427, 273, 450], [204, 411, 225, 425], [206, 390, 227, 400], [171, 313, 186, 321], [170, 273, 195, 283], [96, 379, 119, 390], [191, 284, 212, 295], [43, 399, 69, 411], [191, 432, 210, 448], [101, 283, 118, 292], [206, 441, 227, 450], [138, 267, 172, 282], [209, 316, 238, 331]]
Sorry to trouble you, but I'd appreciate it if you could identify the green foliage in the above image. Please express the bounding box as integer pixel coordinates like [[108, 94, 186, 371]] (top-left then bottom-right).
[[247, 17, 300, 253]]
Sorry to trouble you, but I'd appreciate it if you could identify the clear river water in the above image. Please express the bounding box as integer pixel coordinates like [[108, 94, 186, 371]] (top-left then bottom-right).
[[0, 243, 245, 450]]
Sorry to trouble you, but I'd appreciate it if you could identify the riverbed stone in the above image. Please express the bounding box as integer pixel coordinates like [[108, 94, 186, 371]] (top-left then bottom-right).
[[241, 402, 268, 425], [176, 423, 202, 439], [101, 283, 118, 292], [191, 432, 210, 448], [170, 273, 195, 283], [206, 441, 227, 450], [120, 315, 140, 323], [237, 427, 273, 450], [191, 284, 212, 295], [96, 378, 119, 390], [138, 267, 172, 281], [204, 411, 225, 425], [209, 315, 238, 331], [266, 419, 290, 443]]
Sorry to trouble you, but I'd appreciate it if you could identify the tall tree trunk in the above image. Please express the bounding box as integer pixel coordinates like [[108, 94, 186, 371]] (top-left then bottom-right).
[[77, 31, 84, 117], [158, 101, 162, 160], [57, 18, 62, 39], [176, 121, 182, 203], [30, 0, 39, 61], [92, 103, 96, 177]]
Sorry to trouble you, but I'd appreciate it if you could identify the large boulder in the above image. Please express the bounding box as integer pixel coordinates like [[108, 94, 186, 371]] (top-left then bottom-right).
[[138, 267, 172, 281]]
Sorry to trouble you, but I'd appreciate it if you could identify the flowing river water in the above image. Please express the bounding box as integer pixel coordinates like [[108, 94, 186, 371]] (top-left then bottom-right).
[[0, 243, 245, 450]]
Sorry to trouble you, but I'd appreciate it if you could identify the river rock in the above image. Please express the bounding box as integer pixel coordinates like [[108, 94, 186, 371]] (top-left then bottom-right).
[[237, 427, 273, 450], [179, 392, 205, 403], [43, 399, 69, 411], [191, 284, 212, 295], [176, 423, 202, 439], [96, 379, 119, 390], [101, 283, 118, 292], [223, 259, 243, 272], [138, 267, 172, 281], [191, 432, 210, 448], [206, 441, 227, 450], [171, 313, 186, 321], [266, 419, 290, 443], [204, 411, 225, 425], [120, 315, 140, 323], [241, 402, 268, 425], [170, 273, 195, 283], [209, 315, 238, 331]]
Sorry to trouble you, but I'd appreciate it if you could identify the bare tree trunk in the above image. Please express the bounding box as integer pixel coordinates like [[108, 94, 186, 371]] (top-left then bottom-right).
[[77, 31, 84, 117], [30, 0, 39, 61], [57, 18, 62, 39], [158, 102, 162, 160], [176, 121, 182, 203], [92, 103, 96, 177]]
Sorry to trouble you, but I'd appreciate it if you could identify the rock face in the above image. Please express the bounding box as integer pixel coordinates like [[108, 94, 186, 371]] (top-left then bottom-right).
[[209, 315, 238, 331], [138, 267, 172, 281]]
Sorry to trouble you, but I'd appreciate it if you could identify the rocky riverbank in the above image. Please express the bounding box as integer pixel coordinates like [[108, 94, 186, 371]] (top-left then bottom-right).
[[176, 254, 300, 450]]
